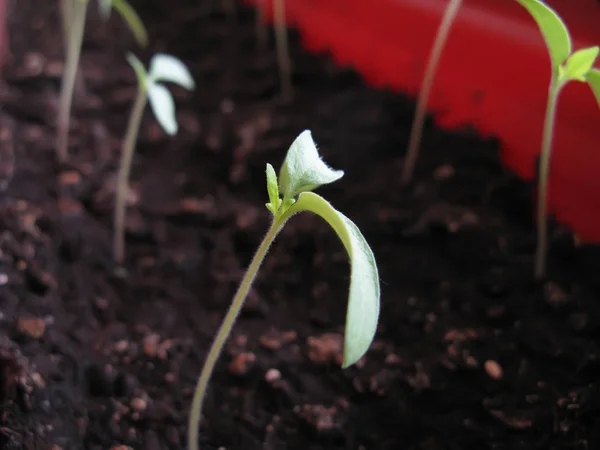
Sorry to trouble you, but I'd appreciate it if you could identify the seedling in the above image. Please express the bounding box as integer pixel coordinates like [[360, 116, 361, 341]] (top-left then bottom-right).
[[516, 0, 600, 279], [187, 130, 380, 450], [114, 53, 195, 264], [401, 0, 462, 185], [273, 0, 293, 100], [57, 0, 148, 163]]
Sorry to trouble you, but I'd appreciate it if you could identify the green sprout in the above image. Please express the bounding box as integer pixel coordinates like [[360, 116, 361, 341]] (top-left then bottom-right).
[[401, 0, 462, 185], [57, 0, 148, 163], [187, 130, 380, 450], [114, 53, 195, 264], [516, 0, 600, 279]]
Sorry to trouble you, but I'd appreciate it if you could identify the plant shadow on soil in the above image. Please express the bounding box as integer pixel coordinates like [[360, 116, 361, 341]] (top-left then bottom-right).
[[2, 0, 600, 449]]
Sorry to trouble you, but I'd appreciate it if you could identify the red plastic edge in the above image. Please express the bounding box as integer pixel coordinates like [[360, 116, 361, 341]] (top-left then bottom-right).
[[245, 0, 600, 243]]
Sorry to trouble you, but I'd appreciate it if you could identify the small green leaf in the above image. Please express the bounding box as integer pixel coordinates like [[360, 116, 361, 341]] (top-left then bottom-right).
[[278, 130, 344, 200], [516, 0, 571, 67], [149, 54, 195, 90], [284, 191, 380, 368], [265, 163, 282, 214], [126, 52, 148, 88], [563, 46, 599, 82], [587, 68, 600, 110], [98, 0, 112, 19], [111, 0, 149, 47], [148, 83, 178, 135]]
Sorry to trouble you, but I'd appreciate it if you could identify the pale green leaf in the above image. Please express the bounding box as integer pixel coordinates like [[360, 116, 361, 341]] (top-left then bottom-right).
[[149, 54, 195, 90], [516, 0, 571, 67], [265, 163, 282, 214], [111, 0, 149, 47], [284, 191, 380, 368], [98, 0, 111, 19], [278, 130, 344, 200], [148, 83, 178, 135], [563, 46, 599, 82], [126, 52, 148, 88], [587, 68, 600, 110]]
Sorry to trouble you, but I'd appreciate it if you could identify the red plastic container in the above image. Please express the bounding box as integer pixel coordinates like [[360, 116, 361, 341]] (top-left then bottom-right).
[[244, 0, 600, 243]]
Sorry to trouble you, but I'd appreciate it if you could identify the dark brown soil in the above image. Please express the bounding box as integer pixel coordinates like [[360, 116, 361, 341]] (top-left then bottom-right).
[[2, 1, 600, 449]]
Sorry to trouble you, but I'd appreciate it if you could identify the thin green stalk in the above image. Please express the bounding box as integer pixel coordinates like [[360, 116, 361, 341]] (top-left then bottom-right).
[[534, 75, 563, 280], [273, 0, 293, 100], [56, 0, 89, 163], [401, 0, 462, 185], [114, 87, 148, 264], [188, 218, 285, 450], [60, 0, 73, 51], [255, 0, 267, 49]]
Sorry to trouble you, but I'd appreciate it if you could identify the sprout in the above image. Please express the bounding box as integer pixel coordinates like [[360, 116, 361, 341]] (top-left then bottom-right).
[[113, 53, 195, 264], [187, 130, 380, 450], [401, 0, 463, 185], [56, 0, 148, 163], [516, 0, 600, 279]]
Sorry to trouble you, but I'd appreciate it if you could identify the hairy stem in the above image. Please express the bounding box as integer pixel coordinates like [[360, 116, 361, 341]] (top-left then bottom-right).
[[401, 0, 462, 185], [56, 0, 89, 163], [114, 87, 147, 264], [273, 0, 293, 100], [188, 218, 285, 450], [535, 77, 563, 280]]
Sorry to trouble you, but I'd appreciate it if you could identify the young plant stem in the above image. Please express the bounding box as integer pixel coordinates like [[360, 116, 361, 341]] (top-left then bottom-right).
[[273, 0, 293, 100], [113, 87, 148, 264], [56, 0, 89, 163], [60, 0, 73, 51], [534, 75, 563, 280], [188, 218, 285, 450], [401, 0, 462, 185]]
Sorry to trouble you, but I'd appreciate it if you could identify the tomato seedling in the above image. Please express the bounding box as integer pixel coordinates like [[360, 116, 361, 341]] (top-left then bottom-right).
[[187, 130, 381, 450], [57, 0, 148, 163], [402, 0, 462, 185], [114, 53, 195, 264], [516, 0, 600, 279]]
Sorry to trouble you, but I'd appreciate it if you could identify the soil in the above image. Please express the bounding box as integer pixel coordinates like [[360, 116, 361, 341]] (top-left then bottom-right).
[[2, 1, 600, 449]]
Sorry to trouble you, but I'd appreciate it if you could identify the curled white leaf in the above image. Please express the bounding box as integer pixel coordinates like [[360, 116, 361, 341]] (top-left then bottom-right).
[[149, 54, 195, 90], [278, 130, 344, 200], [148, 83, 178, 135], [283, 191, 380, 368]]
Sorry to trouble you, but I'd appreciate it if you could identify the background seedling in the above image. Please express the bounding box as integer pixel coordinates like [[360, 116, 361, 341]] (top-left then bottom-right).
[[516, 0, 600, 279], [57, 0, 148, 163], [274, 0, 293, 100], [114, 53, 195, 264], [187, 130, 380, 450], [401, 0, 462, 185]]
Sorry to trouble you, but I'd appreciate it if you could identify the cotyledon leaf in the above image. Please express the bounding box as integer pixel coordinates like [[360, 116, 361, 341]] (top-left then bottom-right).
[[563, 46, 599, 82], [516, 0, 571, 68], [278, 130, 344, 200], [283, 191, 380, 368], [149, 53, 196, 90], [148, 83, 178, 135], [110, 0, 149, 47], [587, 69, 600, 110]]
